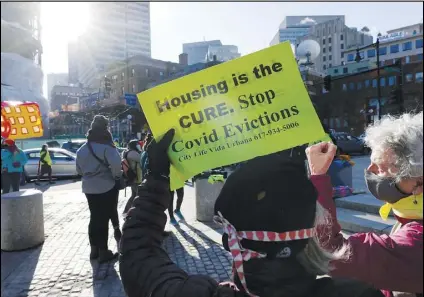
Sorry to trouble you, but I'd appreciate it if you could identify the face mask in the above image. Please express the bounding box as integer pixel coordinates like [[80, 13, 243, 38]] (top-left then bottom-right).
[[136, 145, 141, 151], [364, 170, 411, 204]]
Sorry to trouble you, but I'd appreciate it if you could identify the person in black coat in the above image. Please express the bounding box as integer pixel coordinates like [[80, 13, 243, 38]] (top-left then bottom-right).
[[119, 129, 384, 297]]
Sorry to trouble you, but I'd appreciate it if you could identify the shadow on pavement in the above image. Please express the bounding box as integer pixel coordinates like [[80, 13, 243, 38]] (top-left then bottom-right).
[[1, 247, 42, 297], [168, 223, 231, 281], [90, 258, 123, 297]]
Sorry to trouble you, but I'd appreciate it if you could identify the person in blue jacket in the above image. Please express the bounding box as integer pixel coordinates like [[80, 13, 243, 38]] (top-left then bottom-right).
[[1, 139, 28, 194]]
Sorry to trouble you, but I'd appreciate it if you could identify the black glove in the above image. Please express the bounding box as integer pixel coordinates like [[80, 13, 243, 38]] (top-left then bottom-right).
[[145, 129, 175, 180]]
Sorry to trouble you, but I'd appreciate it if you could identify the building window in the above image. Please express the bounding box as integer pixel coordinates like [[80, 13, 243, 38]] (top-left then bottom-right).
[[329, 63, 332, 68], [343, 67, 348, 74], [357, 82, 362, 90], [390, 44, 400, 54], [416, 72, 423, 83], [322, 39, 326, 45], [329, 46, 332, 52], [121, 86, 125, 95], [349, 82, 355, 90], [388, 76, 396, 86], [329, 55, 332, 60], [380, 77, 386, 87], [372, 79, 377, 88], [159, 71, 164, 76], [367, 49, 376, 58], [323, 65, 327, 70], [334, 69, 339, 74], [323, 56, 326, 62], [342, 84, 347, 91], [416, 39, 423, 49], [347, 53, 355, 62], [418, 54, 423, 61], [341, 52, 344, 59], [340, 44, 344, 50], [131, 69, 135, 77], [402, 41, 412, 51], [323, 48, 326, 53], [365, 80, 370, 88], [405, 73, 413, 82], [379, 47, 387, 56], [328, 37, 332, 43], [405, 56, 410, 64], [340, 34, 344, 41]]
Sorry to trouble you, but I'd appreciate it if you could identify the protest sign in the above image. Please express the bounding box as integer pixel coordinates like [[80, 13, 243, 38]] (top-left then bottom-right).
[[138, 42, 326, 190]]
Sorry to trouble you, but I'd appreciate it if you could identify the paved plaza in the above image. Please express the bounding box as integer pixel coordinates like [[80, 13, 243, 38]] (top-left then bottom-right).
[[1, 181, 232, 297]]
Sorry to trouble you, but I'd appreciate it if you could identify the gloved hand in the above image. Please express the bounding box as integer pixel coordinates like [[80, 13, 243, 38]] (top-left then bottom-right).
[[145, 129, 175, 180]]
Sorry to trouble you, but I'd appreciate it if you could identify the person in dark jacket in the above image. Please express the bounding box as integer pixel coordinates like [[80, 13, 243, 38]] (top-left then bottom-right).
[[119, 129, 384, 297]]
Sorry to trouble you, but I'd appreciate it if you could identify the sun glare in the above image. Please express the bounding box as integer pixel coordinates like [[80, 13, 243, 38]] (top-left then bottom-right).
[[41, 2, 89, 42]]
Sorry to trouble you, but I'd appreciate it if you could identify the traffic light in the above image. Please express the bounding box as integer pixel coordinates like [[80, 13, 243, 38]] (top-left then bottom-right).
[[323, 75, 332, 91], [389, 88, 402, 104], [104, 76, 112, 92]]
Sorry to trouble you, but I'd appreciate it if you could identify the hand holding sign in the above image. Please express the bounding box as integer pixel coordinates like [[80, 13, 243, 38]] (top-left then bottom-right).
[[138, 42, 326, 190], [146, 129, 175, 180]]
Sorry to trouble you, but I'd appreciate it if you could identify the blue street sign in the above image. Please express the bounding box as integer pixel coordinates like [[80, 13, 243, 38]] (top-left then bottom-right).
[[124, 93, 137, 106]]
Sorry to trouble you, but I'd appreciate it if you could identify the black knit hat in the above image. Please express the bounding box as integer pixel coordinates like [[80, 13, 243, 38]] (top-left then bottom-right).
[[90, 115, 109, 131], [214, 151, 317, 257]]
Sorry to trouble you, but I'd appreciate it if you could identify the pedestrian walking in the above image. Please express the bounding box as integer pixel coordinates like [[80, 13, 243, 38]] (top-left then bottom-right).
[[35, 144, 54, 185], [122, 140, 143, 216], [168, 187, 185, 225], [76, 115, 122, 263], [1, 139, 28, 194], [119, 129, 383, 297]]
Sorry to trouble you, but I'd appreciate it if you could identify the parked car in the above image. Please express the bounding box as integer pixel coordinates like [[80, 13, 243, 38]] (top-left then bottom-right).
[[61, 139, 125, 154], [332, 132, 370, 155], [61, 139, 86, 153], [23, 148, 79, 181]]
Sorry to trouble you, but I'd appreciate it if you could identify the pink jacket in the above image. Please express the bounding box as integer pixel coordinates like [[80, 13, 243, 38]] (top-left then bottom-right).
[[311, 175, 423, 297]]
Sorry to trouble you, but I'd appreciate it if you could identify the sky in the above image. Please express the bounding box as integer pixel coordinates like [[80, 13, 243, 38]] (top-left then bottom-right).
[[40, 2, 424, 92]]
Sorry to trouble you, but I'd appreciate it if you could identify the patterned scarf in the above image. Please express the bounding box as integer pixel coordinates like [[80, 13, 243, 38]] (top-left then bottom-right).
[[214, 212, 314, 297]]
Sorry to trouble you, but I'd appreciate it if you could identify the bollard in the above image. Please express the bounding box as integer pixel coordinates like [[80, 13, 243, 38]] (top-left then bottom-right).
[[1, 189, 45, 251]]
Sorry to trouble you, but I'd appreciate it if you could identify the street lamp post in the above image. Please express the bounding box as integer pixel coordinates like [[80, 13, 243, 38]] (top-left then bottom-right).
[[127, 114, 132, 139], [356, 38, 382, 120]]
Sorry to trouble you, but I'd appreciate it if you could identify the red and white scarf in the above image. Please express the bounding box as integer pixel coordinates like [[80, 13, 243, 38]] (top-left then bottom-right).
[[214, 212, 315, 297]]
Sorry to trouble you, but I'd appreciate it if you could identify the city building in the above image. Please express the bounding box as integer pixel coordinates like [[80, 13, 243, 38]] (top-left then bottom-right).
[[47, 73, 68, 101], [1, 2, 50, 137], [50, 85, 93, 113], [70, 2, 151, 88], [343, 23, 423, 66], [205, 44, 241, 62], [182, 40, 240, 65], [296, 18, 374, 74], [270, 15, 345, 46], [312, 54, 423, 135], [68, 42, 79, 85]]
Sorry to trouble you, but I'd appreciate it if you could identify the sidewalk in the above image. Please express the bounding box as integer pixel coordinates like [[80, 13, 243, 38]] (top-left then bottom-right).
[[1, 180, 232, 297]]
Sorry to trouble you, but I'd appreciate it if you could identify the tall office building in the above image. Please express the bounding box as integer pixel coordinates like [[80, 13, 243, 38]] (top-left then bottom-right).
[[46, 73, 69, 101], [270, 15, 345, 46], [183, 40, 241, 65], [296, 18, 373, 73], [71, 2, 151, 88], [1, 2, 50, 137]]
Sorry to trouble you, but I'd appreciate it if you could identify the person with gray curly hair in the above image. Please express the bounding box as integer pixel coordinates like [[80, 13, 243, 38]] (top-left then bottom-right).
[[308, 112, 423, 297]]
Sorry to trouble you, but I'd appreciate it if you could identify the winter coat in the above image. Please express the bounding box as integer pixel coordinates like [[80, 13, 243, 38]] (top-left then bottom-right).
[[1, 148, 28, 173], [119, 176, 384, 297], [312, 175, 423, 297]]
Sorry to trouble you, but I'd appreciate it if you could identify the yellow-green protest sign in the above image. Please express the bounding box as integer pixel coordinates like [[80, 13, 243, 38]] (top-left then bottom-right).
[[138, 42, 326, 190]]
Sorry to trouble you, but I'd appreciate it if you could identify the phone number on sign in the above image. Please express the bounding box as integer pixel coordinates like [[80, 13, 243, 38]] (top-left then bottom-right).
[[253, 122, 300, 140]]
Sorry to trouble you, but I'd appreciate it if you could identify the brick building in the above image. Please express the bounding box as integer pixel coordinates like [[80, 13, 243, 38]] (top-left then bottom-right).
[[313, 54, 423, 135]]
